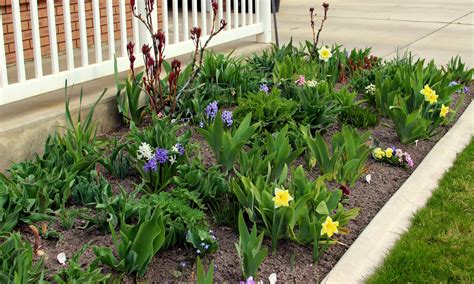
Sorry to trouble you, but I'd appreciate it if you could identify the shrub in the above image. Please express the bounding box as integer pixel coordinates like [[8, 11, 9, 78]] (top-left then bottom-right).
[[234, 89, 296, 134]]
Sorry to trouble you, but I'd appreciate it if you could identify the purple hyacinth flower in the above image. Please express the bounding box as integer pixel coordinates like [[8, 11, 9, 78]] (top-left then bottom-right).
[[260, 84, 269, 93], [144, 157, 158, 172], [155, 148, 169, 164], [222, 110, 233, 127], [205, 101, 218, 119], [174, 143, 185, 156]]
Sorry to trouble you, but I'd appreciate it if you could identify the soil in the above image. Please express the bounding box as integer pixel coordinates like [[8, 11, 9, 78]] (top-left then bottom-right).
[[24, 86, 472, 283]]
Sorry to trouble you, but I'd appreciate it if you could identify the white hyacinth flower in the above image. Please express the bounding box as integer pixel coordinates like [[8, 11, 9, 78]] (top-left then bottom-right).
[[306, 80, 318, 88], [169, 155, 177, 165], [137, 142, 154, 161], [269, 273, 277, 284]]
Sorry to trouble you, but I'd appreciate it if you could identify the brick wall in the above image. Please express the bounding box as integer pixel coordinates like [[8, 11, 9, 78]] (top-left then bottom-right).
[[1, 0, 163, 65]]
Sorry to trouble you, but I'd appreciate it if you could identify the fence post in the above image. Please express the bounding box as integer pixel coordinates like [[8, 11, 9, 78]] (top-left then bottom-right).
[[257, 0, 272, 43], [136, 1, 159, 48]]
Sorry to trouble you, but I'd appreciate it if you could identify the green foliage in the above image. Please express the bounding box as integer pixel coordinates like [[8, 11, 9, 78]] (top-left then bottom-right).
[[340, 106, 379, 128], [128, 115, 191, 192], [443, 56, 473, 84], [235, 211, 268, 280], [0, 233, 45, 283], [330, 87, 362, 109], [246, 41, 300, 79], [0, 178, 22, 232], [388, 98, 431, 144], [100, 139, 132, 179], [294, 83, 341, 132], [303, 125, 371, 186], [146, 190, 215, 251], [92, 206, 166, 277], [71, 170, 111, 206], [234, 89, 297, 134], [198, 112, 259, 173], [60, 85, 106, 164], [53, 243, 111, 283], [173, 159, 234, 225], [367, 139, 474, 283], [115, 56, 146, 126], [196, 257, 214, 284], [197, 51, 259, 103], [232, 165, 359, 258], [237, 125, 304, 182]]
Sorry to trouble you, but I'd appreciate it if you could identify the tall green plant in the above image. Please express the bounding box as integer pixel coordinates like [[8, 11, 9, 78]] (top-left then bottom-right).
[[235, 211, 268, 280], [92, 206, 166, 277], [198, 112, 259, 173], [302, 125, 371, 187]]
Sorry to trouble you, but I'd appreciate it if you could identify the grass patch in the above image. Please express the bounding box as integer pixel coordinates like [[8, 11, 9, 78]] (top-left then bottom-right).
[[366, 138, 474, 283]]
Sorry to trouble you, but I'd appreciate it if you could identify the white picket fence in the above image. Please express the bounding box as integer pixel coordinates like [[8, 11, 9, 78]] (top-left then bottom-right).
[[0, 0, 271, 105]]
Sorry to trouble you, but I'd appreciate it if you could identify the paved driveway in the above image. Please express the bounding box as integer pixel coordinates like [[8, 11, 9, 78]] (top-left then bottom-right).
[[275, 0, 473, 66]]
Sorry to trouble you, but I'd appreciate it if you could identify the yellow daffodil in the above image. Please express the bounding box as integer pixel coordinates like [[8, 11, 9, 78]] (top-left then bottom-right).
[[272, 188, 293, 208], [420, 85, 438, 104], [426, 92, 438, 104], [385, 147, 393, 158], [373, 148, 385, 159], [440, 104, 449, 118], [321, 216, 339, 237], [318, 46, 332, 62], [420, 84, 434, 96]]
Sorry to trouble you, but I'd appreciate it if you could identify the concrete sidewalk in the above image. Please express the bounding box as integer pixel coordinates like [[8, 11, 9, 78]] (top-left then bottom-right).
[[275, 0, 473, 66]]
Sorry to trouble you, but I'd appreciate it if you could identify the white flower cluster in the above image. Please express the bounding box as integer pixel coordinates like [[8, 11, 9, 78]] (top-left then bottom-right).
[[137, 142, 154, 161], [365, 84, 376, 95]]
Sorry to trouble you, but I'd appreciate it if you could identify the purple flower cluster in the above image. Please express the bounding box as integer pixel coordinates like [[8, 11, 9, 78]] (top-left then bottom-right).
[[449, 81, 469, 94], [174, 143, 185, 156], [222, 110, 233, 127], [240, 277, 256, 284], [260, 84, 269, 93], [205, 101, 218, 119], [143, 148, 169, 172]]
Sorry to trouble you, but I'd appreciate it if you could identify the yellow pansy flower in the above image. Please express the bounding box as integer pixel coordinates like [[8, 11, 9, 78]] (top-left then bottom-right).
[[318, 46, 332, 62], [272, 188, 293, 208], [321, 216, 339, 237], [373, 148, 385, 159], [385, 147, 393, 158], [440, 104, 449, 118]]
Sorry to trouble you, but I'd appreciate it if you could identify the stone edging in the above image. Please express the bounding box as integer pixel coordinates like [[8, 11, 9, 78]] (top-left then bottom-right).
[[323, 101, 474, 283]]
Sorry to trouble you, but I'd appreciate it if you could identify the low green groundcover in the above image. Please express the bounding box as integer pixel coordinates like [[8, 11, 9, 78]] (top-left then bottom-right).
[[367, 138, 474, 283]]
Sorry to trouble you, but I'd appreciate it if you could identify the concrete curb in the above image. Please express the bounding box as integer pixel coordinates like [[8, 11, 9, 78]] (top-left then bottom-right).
[[322, 101, 474, 283]]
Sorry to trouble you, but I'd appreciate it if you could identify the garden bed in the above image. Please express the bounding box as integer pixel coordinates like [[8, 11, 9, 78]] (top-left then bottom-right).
[[1, 3, 473, 280], [16, 85, 471, 283]]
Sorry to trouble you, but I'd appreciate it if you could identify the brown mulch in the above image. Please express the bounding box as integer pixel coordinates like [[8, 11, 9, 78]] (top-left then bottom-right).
[[28, 86, 472, 283]]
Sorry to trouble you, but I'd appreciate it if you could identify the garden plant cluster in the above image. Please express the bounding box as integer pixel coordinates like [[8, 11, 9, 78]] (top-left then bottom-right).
[[0, 1, 472, 283]]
